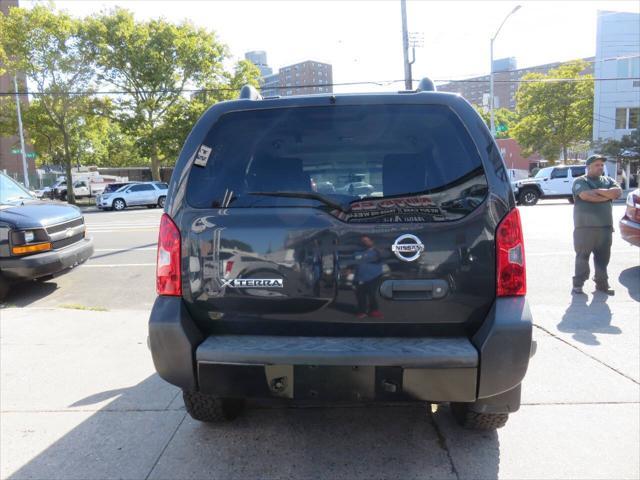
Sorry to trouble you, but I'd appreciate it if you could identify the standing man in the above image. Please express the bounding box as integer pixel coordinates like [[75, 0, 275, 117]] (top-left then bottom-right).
[[572, 155, 622, 295]]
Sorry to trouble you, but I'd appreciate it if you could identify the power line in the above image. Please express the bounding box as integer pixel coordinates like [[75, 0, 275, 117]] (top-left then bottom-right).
[[2, 77, 639, 97]]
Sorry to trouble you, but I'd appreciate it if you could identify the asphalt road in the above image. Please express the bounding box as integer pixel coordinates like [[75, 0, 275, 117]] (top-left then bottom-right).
[[1, 201, 639, 479]]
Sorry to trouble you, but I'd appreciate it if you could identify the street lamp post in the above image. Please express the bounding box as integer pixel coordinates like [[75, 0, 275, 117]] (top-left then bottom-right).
[[490, 5, 521, 138]]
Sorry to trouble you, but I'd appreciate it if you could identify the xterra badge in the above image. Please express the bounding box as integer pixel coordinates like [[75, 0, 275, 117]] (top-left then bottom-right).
[[391, 234, 424, 262], [221, 278, 284, 288]]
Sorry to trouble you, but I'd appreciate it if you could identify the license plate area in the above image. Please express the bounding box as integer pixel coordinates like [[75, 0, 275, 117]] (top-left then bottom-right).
[[294, 365, 375, 401]]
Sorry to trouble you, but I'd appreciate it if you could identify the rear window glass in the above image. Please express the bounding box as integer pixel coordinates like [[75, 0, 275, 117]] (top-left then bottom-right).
[[187, 104, 486, 222]]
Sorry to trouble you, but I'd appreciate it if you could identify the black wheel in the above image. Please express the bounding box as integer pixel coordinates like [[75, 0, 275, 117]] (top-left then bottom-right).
[[450, 403, 509, 430], [146, 204, 155, 209], [183, 391, 245, 423], [60, 192, 67, 202], [0, 275, 10, 302], [518, 188, 540, 206], [158, 196, 166, 208], [112, 198, 126, 211], [568, 197, 575, 204]]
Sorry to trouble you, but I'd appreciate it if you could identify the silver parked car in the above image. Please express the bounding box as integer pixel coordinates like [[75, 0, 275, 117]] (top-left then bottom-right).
[[95, 182, 168, 211]]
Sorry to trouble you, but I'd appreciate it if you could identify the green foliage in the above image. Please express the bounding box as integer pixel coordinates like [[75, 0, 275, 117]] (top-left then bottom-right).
[[472, 105, 518, 139], [82, 8, 239, 179], [512, 60, 593, 162], [0, 4, 262, 183], [0, 5, 96, 202]]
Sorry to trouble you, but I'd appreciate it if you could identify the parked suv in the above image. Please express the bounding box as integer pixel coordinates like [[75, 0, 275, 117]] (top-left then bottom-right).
[[0, 173, 93, 300], [96, 182, 167, 211], [513, 164, 611, 206], [149, 81, 534, 430]]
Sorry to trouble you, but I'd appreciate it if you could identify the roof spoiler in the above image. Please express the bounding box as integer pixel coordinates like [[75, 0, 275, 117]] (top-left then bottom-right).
[[239, 85, 262, 100], [416, 77, 436, 92]]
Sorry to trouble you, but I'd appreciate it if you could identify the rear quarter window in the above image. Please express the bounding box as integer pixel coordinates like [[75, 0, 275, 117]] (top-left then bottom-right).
[[186, 104, 487, 222]]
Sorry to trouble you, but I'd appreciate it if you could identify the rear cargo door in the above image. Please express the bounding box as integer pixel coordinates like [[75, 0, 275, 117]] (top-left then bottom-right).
[[181, 103, 495, 328]]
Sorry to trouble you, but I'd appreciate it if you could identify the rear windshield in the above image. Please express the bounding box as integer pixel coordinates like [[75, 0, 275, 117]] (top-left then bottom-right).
[[187, 104, 486, 222]]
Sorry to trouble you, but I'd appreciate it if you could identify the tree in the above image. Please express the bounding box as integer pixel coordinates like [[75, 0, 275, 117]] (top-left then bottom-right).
[[512, 60, 593, 163], [472, 105, 518, 139], [83, 8, 230, 180], [0, 5, 97, 203], [156, 59, 262, 162]]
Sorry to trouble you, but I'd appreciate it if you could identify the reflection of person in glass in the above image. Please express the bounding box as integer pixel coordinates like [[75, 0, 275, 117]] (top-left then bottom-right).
[[353, 235, 384, 319]]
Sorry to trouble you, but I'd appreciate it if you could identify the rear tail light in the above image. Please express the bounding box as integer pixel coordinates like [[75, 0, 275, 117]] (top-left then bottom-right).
[[156, 213, 181, 296], [496, 208, 526, 297]]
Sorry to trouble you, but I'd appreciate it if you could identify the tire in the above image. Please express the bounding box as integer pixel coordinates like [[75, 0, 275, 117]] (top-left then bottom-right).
[[112, 198, 126, 211], [60, 192, 67, 202], [450, 403, 509, 430], [0, 275, 10, 302], [158, 196, 166, 208], [568, 197, 575, 204], [183, 391, 245, 423], [518, 188, 540, 206], [146, 205, 155, 209]]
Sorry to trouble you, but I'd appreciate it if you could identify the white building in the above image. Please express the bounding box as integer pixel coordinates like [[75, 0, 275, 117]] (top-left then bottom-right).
[[592, 10, 640, 142]]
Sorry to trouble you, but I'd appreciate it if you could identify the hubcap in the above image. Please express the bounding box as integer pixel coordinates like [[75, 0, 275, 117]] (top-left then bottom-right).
[[524, 193, 536, 203], [115, 200, 124, 210]]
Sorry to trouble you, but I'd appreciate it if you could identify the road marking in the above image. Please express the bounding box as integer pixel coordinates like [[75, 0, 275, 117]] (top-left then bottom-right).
[[528, 249, 631, 256], [81, 263, 156, 268], [87, 229, 158, 233], [94, 248, 156, 252]]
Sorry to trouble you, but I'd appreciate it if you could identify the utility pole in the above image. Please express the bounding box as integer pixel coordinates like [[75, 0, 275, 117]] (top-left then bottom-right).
[[13, 75, 29, 189], [489, 5, 521, 138], [400, 0, 412, 90]]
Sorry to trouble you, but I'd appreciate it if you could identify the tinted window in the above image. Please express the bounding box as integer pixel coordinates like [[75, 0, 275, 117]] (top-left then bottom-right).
[[130, 184, 154, 192], [550, 168, 568, 179], [571, 166, 585, 178], [187, 105, 486, 221], [155, 183, 168, 190]]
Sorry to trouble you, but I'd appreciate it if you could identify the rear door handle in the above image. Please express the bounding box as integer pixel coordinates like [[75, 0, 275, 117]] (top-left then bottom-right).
[[379, 280, 448, 301]]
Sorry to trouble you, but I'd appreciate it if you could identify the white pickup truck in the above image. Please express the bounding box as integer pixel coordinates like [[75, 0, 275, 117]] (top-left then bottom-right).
[[512, 164, 612, 206], [49, 175, 128, 200]]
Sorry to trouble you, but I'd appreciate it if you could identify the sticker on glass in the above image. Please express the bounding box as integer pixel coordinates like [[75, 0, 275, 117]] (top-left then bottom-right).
[[194, 145, 212, 167]]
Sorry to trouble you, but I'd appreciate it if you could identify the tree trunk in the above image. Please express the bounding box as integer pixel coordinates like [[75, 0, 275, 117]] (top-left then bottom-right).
[[150, 147, 161, 181], [562, 145, 568, 165], [62, 131, 76, 204]]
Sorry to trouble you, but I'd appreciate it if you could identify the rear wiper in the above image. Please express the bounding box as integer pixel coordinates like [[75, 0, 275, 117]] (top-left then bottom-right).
[[245, 191, 348, 212]]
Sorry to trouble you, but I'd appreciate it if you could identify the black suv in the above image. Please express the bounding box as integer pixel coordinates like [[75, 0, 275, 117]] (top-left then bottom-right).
[[0, 173, 93, 300], [149, 81, 534, 430]]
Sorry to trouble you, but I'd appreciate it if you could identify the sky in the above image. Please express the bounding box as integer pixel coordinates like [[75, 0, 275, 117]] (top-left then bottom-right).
[[22, 0, 640, 93]]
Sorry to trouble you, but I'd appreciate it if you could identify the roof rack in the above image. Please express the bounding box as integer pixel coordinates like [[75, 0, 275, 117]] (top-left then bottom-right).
[[416, 77, 436, 92], [239, 85, 262, 100]]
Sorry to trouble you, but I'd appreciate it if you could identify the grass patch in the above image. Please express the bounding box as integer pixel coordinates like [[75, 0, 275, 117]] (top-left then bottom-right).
[[59, 303, 108, 312]]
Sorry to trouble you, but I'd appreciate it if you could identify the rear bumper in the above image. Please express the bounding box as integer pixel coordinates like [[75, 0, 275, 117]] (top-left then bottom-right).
[[0, 238, 94, 282], [620, 217, 640, 246], [148, 296, 533, 409]]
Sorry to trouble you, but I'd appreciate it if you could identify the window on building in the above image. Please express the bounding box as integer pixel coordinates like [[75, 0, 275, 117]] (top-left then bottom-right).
[[616, 108, 628, 129], [615, 107, 640, 129], [617, 57, 640, 78], [630, 108, 640, 129]]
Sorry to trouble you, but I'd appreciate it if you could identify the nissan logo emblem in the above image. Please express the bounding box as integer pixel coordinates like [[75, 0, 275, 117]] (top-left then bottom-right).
[[391, 234, 424, 262]]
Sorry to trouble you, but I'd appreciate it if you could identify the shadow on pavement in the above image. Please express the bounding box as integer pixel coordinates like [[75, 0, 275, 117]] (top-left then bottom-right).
[[1, 280, 59, 308], [619, 266, 640, 302], [557, 292, 620, 345], [7, 375, 501, 480]]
